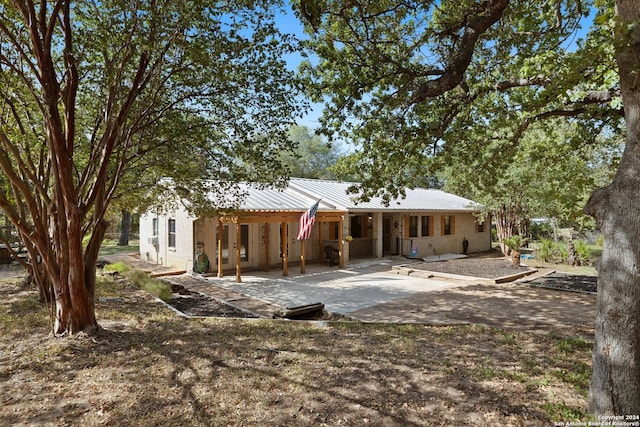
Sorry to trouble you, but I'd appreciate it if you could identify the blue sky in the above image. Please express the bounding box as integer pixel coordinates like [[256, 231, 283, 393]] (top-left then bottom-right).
[[273, 3, 599, 132], [274, 4, 324, 130]]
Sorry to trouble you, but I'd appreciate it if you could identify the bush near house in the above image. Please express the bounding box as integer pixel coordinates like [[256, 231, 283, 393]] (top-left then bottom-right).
[[533, 239, 594, 266]]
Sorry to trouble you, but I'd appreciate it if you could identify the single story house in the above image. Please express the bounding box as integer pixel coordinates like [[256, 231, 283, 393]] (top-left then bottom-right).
[[139, 178, 491, 281]]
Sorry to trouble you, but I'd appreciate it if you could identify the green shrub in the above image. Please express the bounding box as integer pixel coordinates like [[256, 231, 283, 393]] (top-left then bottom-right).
[[530, 222, 554, 241], [535, 239, 567, 264], [502, 235, 527, 251], [596, 234, 604, 246], [535, 239, 595, 266], [126, 270, 172, 302], [103, 261, 131, 274], [572, 240, 593, 267]]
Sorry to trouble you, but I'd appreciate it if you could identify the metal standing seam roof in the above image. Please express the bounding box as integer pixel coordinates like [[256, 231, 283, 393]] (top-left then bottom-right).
[[207, 179, 478, 213], [211, 183, 338, 212], [288, 178, 478, 212]]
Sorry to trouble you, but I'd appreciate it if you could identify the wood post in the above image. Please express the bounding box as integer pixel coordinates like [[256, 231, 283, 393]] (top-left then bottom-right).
[[318, 220, 323, 265], [338, 215, 344, 267], [281, 222, 288, 276], [264, 222, 270, 272], [217, 220, 223, 278], [235, 222, 241, 283]]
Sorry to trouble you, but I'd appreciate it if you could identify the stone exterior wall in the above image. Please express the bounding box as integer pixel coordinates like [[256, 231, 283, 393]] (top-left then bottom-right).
[[140, 209, 490, 273], [398, 212, 490, 257]]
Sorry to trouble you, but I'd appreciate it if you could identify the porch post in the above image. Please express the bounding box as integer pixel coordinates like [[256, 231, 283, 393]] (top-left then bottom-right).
[[281, 222, 288, 276], [318, 220, 323, 265], [264, 222, 270, 272], [235, 221, 241, 283], [338, 215, 344, 267], [217, 219, 223, 278], [300, 239, 306, 273], [375, 212, 383, 258]]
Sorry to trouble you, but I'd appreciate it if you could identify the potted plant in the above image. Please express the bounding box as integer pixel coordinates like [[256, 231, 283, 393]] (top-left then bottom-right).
[[502, 235, 527, 267]]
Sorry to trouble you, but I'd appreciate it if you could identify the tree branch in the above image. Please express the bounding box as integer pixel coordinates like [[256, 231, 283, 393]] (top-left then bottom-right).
[[410, 0, 510, 103]]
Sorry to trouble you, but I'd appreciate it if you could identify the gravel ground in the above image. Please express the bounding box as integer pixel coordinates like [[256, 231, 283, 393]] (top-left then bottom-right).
[[409, 257, 534, 279], [169, 283, 259, 318], [523, 272, 597, 294]]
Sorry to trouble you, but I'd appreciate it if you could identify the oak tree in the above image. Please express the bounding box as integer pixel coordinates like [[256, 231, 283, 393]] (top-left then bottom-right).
[[279, 125, 344, 179], [295, 0, 639, 415]]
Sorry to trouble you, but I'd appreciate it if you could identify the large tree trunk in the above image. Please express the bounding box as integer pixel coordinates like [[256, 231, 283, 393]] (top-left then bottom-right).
[[585, 0, 640, 414], [54, 278, 98, 335], [118, 209, 131, 246], [52, 214, 100, 335]]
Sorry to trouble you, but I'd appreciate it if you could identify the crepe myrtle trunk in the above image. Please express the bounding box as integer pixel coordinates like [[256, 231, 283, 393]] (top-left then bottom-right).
[[493, 204, 521, 256], [50, 219, 107, 335], [585, 0, 640, 413]]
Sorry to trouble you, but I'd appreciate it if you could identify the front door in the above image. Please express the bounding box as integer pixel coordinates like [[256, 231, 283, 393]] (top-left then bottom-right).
[[383, 218, 391, 254]]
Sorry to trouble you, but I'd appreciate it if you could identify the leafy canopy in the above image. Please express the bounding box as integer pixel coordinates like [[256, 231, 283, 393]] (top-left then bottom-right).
[[294, 0, 621, 205]]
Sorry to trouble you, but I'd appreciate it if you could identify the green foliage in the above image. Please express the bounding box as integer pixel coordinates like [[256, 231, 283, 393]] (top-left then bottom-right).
[[295, 0, 621, 208], [442, 120, 623, 233], [534, 239, 594, 266], [556, 337, 593, 354], [530, 222, 554, 241], [535, 239, 568, 263], [543, 401, 590, 422], [279, 125, 344, 179], [99, 240, 139, 256], [0, 1, 306, 333], [103, 262, 131, 274], [502, 235, 527, 251], [573, 240, 594, 267], [95, 275, 122, 298], [126, 271, 172, 303]]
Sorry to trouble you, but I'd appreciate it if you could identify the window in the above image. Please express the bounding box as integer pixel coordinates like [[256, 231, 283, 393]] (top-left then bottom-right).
[[240, 224, 249, 261], [152, 218, 158, 237], [421, 216, 432, 237], [476, 221, 485, 233], [168, 219, 176, 248], [216, 224, 229, 263], [408, 216, 418, 238], [441, 215, 455, 236]]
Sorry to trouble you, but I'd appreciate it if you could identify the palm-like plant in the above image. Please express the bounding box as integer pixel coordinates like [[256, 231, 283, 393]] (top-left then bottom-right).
[[502, 235, 527, 267]]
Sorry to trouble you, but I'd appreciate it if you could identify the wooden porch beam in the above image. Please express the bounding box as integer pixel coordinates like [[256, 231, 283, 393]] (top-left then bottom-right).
[[217, 219, 223, 278], [338, 216, 344, 267], [264, 222, 270, 272], [236, 222, 241, 283], [281, 222, 288, 276]]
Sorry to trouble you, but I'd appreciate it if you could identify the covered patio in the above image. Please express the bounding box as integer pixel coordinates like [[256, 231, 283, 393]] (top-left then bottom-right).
[[213, 209, 346, 282]]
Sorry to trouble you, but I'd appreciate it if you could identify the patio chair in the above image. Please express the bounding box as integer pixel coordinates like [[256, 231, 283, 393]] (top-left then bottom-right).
[[324, 245, 339, 267]]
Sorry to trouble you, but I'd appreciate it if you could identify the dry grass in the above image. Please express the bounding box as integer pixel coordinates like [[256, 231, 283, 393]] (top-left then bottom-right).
[[0, 273, 594, 426]]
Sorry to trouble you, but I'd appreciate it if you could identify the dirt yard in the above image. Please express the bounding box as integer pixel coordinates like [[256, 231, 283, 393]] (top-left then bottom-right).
[[0, 255, 597, 426]]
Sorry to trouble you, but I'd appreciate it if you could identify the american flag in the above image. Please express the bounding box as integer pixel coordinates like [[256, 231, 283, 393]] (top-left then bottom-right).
[[297, 200, 320, 240]]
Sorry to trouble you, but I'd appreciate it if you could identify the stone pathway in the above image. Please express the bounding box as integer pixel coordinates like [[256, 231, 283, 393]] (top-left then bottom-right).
[[105, 252, 596, 337]]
